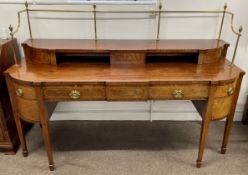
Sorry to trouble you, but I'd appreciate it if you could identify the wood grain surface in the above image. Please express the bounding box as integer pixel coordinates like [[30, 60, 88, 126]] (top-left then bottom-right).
[[4, 38, 245, 170]]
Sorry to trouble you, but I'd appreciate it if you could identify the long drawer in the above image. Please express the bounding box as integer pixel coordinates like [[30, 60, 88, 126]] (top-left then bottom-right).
[[41, 81, 235, 101], [106, 85, 148, 101], [149, 84, 209, 100], [43, 85, 106, 101], [44, 84, 209, 101]]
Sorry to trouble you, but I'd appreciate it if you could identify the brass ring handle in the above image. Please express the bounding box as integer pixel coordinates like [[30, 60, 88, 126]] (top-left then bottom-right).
[[227, 87, 234, 96], [173, 89, 184, 98], [69, 90, 81, 100], [16, 88, 24, 97]]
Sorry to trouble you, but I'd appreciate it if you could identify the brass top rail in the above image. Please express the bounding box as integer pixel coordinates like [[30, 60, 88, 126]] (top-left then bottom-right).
[[8, 2, 243, 65], [0, 0, 157, 5]]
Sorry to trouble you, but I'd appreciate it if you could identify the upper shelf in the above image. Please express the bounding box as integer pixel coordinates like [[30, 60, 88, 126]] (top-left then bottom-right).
[[22, 39, 229, 65], [23, 39, 228, 52]]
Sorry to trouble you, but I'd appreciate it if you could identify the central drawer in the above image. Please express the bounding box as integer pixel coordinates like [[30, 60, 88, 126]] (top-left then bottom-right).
[[106, 85, 148, 101], [149, 84, 209, 100], [43, 85, 106, 101]]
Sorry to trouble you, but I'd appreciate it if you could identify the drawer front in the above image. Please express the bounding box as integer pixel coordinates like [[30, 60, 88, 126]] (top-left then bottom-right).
[[30, 48, 51, 64], [214, 80, 237, 98], [212, 96, 233, 120], [43, 85, 106, 101], [111, 52, 145, 65], [13, 83, 36, 100], [149, 84, 209, 100], [106, 86, 148, 101], [16, 97, 40, 123]]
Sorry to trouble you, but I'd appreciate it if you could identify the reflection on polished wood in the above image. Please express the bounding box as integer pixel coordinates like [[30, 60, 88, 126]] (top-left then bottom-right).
[[5, 39, 245, 171]]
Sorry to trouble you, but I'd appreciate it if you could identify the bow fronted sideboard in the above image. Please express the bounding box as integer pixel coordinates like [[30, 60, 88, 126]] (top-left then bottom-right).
[[4, 39, 245, 170]]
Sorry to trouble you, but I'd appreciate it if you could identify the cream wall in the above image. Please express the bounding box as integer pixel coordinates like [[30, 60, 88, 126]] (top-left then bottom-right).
[[0, 0, 247, 121]]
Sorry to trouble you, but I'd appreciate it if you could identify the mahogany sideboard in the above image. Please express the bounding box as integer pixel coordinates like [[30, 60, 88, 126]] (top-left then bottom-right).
[[0, 39, 20, 153], [4, 39, 245, 171]]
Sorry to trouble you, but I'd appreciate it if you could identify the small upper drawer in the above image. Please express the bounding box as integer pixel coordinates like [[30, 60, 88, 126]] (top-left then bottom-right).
[[43, 85, 106, 101], [106, 85, 148, 101], [13, 82, 36, 100], [214, 80, 237, 98], [110, 52, 145, 65], [149, 84, 209, 100]]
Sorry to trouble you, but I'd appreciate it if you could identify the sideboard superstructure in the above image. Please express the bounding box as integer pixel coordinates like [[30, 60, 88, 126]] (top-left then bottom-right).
[[4, 38, 245, 171]]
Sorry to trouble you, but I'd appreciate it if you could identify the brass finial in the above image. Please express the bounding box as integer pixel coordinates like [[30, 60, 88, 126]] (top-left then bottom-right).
[[224, 3, 227, 10], [9, 24, 13, 33], [9, 24, 14, 39], [239, 26, 243, 33], [25, 1, 28, 8], [159, 3, 162, 10]]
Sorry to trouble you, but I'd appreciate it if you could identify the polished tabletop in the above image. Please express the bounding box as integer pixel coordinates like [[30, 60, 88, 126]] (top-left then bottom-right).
[[6, 39, 243, 85], [5, 59, 244, 85]]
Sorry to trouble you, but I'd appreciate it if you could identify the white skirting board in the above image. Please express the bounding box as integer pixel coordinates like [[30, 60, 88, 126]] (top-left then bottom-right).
[[50, 101, 244, 121]]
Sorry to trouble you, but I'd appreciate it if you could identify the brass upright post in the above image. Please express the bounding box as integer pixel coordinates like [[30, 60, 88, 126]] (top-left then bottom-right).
[[8, 25, 18, 65], [231, 26, 243, 65], [25, 1, 33, 39], [218, 3, 227, 41], [93, 4, 97, 40], [156, 3, 162, 41]]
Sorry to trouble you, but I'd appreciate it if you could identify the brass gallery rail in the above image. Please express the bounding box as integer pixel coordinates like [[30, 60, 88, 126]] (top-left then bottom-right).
[[8, 2, 243, 65]]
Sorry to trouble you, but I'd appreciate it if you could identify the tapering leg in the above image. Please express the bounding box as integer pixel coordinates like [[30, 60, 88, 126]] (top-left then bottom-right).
[[221, 75, 243, 154], [221, 116, 233, 154], [35, 86, 55, 171], [15, 116, 28, 157], [195, 85, 216, 168], [41, 122, 54, 171], [196, 119, 210, 168]]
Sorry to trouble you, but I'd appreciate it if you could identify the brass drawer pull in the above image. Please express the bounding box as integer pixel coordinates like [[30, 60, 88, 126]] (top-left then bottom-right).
[[227, 87, 234, 96], [16, 88, 24, 97], [69, 90, 81, 99], [173, 89, 184, 98]]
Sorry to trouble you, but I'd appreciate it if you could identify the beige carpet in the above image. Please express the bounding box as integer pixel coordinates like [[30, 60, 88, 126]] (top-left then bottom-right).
[[1, 121, 248, 175]]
